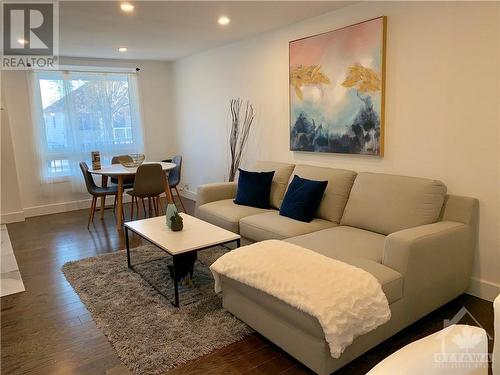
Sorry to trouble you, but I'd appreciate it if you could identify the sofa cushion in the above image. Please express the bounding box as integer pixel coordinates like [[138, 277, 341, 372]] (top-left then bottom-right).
[[286, 226, 386, 263], [250, 161, 295, 209], [347, 258, 403, 304], [286, 226, 403, 303], [280, 175, 328, 222], [341, 172, 447, 235], [240, 211, 336, 241], [196, 199, 274, 233], [289, 165, 357, 223], [234, 169, 274, 209]]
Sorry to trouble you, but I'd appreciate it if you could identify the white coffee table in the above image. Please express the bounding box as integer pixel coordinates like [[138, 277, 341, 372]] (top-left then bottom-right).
[[124, 213, 240, 307]]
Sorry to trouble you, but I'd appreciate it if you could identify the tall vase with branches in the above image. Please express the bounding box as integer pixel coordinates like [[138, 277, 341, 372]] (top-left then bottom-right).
[[228, 98, 255, 182]]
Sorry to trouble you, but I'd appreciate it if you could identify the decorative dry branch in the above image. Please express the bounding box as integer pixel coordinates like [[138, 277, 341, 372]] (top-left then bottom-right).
[[228, 98, 255, 182]]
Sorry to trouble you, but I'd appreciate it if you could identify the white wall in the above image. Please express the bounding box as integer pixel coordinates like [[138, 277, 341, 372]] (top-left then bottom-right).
[[172, 2, 500, 299], [0, 82, 24, 223], [1, 57, 176, 216]]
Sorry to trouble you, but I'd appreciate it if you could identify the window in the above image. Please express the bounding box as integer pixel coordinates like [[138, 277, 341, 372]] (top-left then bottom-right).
[[30, 70, 144, 184]]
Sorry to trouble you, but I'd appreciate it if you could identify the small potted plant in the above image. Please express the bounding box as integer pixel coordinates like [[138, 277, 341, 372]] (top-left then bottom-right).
[[170, 212, 183, 232]]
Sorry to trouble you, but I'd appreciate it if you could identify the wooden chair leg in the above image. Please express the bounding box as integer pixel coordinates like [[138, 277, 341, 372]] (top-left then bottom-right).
[[91, 196, 97, 224], [158, 196, 165, 214], [141, 198, 146, 218], [154, 196, 159, 216], [169, 188, 179, 211], [88, 196, 97, 229], [136, 197, 140, 219], [130, 196, 134, 220], [156, 196, 163, 214], [100, 194, 106, 220], [175, 187, 186, 212]]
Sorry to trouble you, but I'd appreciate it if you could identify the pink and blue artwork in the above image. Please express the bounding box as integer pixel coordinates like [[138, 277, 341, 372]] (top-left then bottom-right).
[[289, 17, 386, 156]]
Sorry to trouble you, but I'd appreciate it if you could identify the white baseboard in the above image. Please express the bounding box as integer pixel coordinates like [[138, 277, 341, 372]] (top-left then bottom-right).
[[467, 277, 500, 302], [19, 189, 193, 220], [179, 189, 197, 201], [23, 195, 133, 218], [0, 211, 25, 224]]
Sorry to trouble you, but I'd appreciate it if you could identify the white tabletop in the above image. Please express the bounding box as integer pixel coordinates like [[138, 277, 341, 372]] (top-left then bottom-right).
[[89, 161, 176, 176], [124, 213, 240, 255]]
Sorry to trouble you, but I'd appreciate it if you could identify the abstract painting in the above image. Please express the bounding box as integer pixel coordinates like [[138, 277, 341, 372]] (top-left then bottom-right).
[[289, 17, 386, 156]]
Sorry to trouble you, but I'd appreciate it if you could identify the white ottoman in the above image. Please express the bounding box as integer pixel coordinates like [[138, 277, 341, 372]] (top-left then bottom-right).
[[367, 324, 488, 375]]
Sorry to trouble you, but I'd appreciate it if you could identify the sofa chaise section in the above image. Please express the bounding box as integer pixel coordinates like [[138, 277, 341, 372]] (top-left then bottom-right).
[[219, 253, 404, 374]]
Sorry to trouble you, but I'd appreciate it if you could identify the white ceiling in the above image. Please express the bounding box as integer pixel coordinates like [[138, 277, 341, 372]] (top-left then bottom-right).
[[59, 1, 353, 61]]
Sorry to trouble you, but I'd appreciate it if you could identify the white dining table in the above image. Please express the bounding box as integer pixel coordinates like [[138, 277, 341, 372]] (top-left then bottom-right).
[[89, 162, 176, 229]]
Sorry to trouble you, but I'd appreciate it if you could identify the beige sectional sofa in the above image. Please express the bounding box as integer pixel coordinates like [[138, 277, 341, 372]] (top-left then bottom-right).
[[195, 161, 478, 375]]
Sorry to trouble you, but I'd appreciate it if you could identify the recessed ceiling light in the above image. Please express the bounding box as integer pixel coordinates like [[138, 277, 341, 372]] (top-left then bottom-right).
[[18, 38, 27, 45], [118, 47, 128, 53], [120, 3, 134, 12], [218, 16, 230, 26]]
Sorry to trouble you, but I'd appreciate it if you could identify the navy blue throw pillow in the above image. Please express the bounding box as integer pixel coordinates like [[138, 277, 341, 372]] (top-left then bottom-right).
[[234, 169, 275, 209], [279, 175, 328, 222]]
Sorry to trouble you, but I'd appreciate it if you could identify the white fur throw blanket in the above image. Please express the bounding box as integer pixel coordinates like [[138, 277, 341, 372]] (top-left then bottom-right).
[[210, 240, 391, 358]]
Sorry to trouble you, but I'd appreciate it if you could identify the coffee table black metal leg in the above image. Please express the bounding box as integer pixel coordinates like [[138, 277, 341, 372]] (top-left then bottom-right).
[[172, 255, 179, 307], [236, 238, 241, 248], [126, 227, 132, 269]]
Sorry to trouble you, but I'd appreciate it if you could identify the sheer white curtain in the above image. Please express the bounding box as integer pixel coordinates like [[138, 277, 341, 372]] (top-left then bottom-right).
[[29, 70, 144, 192]]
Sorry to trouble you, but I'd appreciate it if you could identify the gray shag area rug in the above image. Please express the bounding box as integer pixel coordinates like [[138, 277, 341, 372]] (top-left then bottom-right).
[[62, 245, 253, 375]]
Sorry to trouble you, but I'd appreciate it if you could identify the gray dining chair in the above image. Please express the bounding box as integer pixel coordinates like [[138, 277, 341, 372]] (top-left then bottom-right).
[[79, 161, 119, 228], [167, 155, 186, 212], [127, 163, 165, 219], [111, 155, 135, 189]]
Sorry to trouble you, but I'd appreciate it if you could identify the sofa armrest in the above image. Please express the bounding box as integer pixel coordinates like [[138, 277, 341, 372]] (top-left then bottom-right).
[[383, 221, 470, 275], [196, 182, 237, 209], [383, 221, 474, 302]]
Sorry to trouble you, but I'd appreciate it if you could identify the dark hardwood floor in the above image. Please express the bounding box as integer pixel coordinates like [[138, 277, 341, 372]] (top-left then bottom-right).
[[1, 197, 494, 375]]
